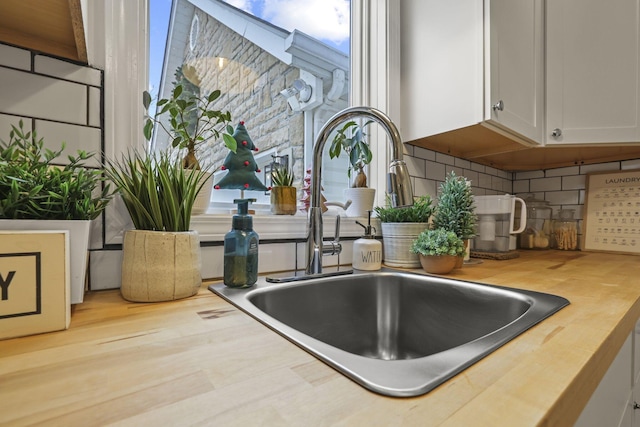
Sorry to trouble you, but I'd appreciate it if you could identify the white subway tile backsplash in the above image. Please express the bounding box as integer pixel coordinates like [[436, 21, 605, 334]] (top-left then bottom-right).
[[478, 173, 492, 189], [514, 170, 544, 180], [562, 174, 586, 190], [0, 113, 29, 135], [471, 162, 485, 173], [530, 177, 562, 192], [89, 250, 123, 290], [485, 166, 499, 177], [89, 87, 101, 127], [580, 162, 620, 174], [0, 68, 87, 125], [0, 44, 30, 70], [405, 155, 426, 178], [621, 159, 640, 170], [413, 146, 435, 160], [425, 160, 445, 180], [35, 121, 102, 167], [513, 179, 529, 194], [455, 158, 471, 169], [34, 55, 102, 86], [445, 165, 464, 178], [402, 143, 413, 156], [546, 166, 579, 177], [413, 177, 437, 199], [544, 190, 580, 206], [258, 242, 297, 272], [435, 152, 455, 165], [461, 170, 479, 186]]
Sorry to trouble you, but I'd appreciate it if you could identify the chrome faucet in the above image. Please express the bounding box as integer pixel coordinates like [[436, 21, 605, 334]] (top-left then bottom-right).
[[305, 106, 414, 275]]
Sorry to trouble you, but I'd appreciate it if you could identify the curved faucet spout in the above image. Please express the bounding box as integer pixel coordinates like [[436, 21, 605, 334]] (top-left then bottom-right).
[[306, 106, 414, 275]]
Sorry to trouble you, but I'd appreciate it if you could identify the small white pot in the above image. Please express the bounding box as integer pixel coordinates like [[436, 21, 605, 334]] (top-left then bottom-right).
[[121, 229, 202, 302], [381, 222, 429, 268], [344, 188, 376, 217], [191, 171, 213, 215]]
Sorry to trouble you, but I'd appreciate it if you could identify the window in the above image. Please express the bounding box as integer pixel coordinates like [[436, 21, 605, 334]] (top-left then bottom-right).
[[148, 0, 351, 212]]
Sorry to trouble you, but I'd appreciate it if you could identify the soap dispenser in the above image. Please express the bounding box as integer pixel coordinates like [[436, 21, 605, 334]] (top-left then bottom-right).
[[224, 199, 259, 288], [352, 211, 382, 271]]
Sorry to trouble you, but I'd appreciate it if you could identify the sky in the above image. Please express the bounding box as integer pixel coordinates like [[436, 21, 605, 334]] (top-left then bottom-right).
[[149, 0, 350, 97]]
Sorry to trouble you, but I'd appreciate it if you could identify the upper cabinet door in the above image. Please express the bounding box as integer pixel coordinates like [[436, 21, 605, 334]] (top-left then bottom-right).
[[546, 0, 640, 145], [487, 0, 544, 144]]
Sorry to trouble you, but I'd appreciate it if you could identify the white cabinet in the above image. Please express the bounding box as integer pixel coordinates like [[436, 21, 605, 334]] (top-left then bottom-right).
[[575, 319, 640, 427], [486, 0, 544, 144], [546, 0, 640, 145]]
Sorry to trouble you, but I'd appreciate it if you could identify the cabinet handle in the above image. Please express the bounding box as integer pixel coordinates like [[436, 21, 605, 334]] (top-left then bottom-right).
[[492, 100, 504, 111], [634, 402, 640, 410], [551, 128, 562, 138]]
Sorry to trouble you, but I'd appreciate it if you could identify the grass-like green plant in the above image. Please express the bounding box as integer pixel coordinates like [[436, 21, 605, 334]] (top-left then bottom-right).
[[143, 68, 236, 171], [374, 195, 433, 223], [0, 120, 112, 220], [328, 120, 373, 188], [106, 150, 207, 232], [271, 166, 294, 187], [410, 227, 465, 257], [432, 171, 477, 240]]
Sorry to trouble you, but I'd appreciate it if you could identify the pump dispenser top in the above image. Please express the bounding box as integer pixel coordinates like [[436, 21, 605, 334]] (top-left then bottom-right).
[[224, 198, 259, 288]]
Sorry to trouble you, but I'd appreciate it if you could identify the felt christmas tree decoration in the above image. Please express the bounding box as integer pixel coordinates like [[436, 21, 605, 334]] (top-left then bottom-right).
[[214, 121, 269, 192]]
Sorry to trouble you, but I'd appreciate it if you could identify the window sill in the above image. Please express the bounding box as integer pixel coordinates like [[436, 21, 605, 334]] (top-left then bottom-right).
[[191, 209, 380, 242]]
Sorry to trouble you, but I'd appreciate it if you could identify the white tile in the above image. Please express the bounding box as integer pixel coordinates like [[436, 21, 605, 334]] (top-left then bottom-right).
[[405, 155, 426, 178], [0, 44, 30, 70], [425, 160, 445, 180], [455, 158, 471, 169], [513, 179, 529, 194], [89, 249, 123, 290], [485, 166, 499, 177], [445, 165, 464, 178], [0, 113, 30, 137], [0, 68, 87, 124], [413, 178, 437, 199], [35, 55, 101, 86], [402, 143, 414, 156], [478, 172, 492, 189], [544, 190, 580, 206], [621, 158, 640, 170], [413, 146, 435, 160], [435, 152, 455, 165], [530, 177, 562, 192], [35, 121, 101, 167], [89, 87, 101, 127], [461, 170, 479, 186], [201, 246, 224, 279], [546, 165, 579, 177], [514, 170, 544, 180], [562, 174, 586, 190], [258, 242, 297, 272], [580, 162, 620, 174], [470, 162, 485, 173]]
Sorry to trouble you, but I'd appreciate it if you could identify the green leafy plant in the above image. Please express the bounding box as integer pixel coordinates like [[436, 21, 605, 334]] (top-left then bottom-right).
[[143, 69, 236, 171], [106, 150, 207, 232], [432, 171, 477, 240], [328, 120, 373, 188], [271, 165, 294, 187], [374, 195, 433, 223], [0, 120, 112, 220], [410, 228, 465, 257]]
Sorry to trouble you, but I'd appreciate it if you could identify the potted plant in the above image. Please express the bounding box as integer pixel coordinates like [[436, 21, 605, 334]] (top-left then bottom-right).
[[143, 67, 236, 214], [432, 171, 477, 267], [106, 150, 208, 302], [328, 120, 375, 217], [0, 120, 113, 304], [374, 195, 433, 267], [270, 165, 296, 215], [410, 227, 466, 274]]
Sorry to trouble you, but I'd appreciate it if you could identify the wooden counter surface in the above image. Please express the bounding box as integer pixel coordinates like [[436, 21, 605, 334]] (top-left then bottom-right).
[[1, 250, 639, 426]]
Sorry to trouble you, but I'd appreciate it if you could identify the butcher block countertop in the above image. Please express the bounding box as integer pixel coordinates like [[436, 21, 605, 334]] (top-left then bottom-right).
[[2, 250, 640, 426]]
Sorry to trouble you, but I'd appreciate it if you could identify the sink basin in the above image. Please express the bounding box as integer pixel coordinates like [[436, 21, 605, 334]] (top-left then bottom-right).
[[209, 269, 569, 397]]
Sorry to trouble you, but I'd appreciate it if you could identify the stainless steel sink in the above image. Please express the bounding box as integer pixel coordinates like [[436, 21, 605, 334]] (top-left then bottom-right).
[[209, 269, 569, 397]]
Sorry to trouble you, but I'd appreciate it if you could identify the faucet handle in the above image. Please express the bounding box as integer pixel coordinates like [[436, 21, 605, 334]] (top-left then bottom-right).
[[334, 215, 341, 243]]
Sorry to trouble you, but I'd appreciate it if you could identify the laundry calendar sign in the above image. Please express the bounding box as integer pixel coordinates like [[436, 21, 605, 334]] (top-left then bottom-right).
[[583, 169, 640, 255], [0, 230, 70, 340]]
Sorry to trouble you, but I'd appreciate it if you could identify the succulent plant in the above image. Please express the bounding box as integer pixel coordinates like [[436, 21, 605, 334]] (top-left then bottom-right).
[[271, 165, 294, 187]]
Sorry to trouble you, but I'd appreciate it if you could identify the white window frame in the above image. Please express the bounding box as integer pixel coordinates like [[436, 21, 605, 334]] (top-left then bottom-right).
[[92, 0, 399, 243]]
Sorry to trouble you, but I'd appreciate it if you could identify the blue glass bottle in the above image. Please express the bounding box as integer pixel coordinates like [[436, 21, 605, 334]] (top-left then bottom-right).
[[223, 199, 259, 288]]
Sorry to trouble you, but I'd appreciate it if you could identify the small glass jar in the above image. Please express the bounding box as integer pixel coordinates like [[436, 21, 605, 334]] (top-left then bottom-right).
[[553, 209, 579, 250], [520, 196, 553, 250]]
